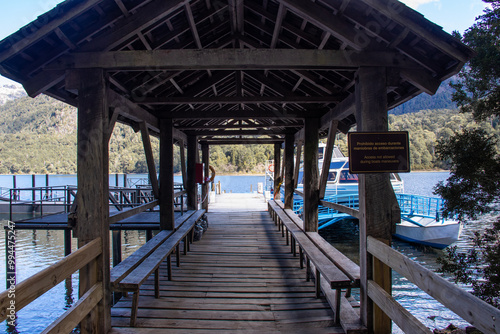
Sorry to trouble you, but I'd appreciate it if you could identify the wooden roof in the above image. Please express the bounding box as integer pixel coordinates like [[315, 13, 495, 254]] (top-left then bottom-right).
[[0, 0, 473, 143]]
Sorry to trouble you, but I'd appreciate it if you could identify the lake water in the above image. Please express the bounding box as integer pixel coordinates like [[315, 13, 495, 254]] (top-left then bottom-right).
[[0, 172, 484, 333]]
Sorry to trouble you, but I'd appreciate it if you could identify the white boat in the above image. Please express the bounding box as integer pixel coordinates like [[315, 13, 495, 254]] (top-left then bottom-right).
[[290, 144, 461, 248], [394, 215, 463, 249]]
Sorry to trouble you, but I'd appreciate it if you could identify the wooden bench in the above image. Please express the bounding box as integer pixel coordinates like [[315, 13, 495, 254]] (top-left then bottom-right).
[[110, 209, 206, 326], [268, 200, 366, 332]]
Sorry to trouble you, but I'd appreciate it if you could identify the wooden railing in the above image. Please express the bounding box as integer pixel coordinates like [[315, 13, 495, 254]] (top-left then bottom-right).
[[295, 193, 500, 334], [0, 238, 103, 333], [367, 236, 500, 334]]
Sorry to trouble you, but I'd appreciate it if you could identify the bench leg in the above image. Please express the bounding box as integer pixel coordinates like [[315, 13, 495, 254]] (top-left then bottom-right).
[[130, 291, 140, 327], [176, 245, 181, 267], [292, 238, 297, 257], [155, 268, 160, 298], [335, 288, 341, 324], [306, 257, 311, 282], [299, 248, 304, 269], [286, 229, 289, 245], [167, 254, 172, 281], [278, 218, 281, 231], [183, 237, 188, 255], [315, 268, 321, 298]]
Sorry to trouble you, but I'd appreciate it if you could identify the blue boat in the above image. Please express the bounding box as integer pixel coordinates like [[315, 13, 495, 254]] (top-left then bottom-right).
[[290, 145, 462, 249]]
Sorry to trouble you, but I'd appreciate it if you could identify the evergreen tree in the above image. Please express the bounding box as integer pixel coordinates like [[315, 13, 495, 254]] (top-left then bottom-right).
[[436, 0, 500, 308]]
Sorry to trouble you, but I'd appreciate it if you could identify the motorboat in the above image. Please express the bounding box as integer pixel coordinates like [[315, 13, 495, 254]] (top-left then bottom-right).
[[290, 145, 461, 248]]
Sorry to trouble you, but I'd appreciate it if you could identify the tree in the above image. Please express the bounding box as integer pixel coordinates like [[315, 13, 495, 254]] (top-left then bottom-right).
[[436, 0, 500, 308]]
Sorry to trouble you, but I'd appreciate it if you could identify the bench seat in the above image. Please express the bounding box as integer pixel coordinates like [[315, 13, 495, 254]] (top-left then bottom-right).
[[110, 209, 206, 326], [268, 200, 361, 328]]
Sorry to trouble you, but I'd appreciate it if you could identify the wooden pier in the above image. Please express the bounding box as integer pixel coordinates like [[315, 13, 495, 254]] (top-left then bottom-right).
[[2, 1, 496, 333], [110, 198, 345, 333]]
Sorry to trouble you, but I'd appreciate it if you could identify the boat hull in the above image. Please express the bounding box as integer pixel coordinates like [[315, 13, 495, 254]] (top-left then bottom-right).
[[394, 218, 462, 249]]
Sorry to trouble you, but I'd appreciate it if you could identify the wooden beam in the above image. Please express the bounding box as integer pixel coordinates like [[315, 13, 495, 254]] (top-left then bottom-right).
[[0, 0, 106, 62], [179, 140, 187, 191], [199, 138, 283, 145], [139, 122, 159, 199], [75, 68, 110, 333], [51, 49, 416, 70], [284, 133, 295, 209], [21, 0, 187, 97], [160, 118, 175, 230], [107, 90, 187, 143], [201, 144, 210, 211], [358, 0, 472, 63], [175, 122, 302, 130], [319, 120, 338, 199], [186, 135, 198, 210], [184, 129, 293, 136], [160, 107, 325, 120], [273, 143, 282, 199], [293, 141, 302, 189], [135, 95, 340, 105], [302, 117, 319, 232], [355, 67, 397, 333]]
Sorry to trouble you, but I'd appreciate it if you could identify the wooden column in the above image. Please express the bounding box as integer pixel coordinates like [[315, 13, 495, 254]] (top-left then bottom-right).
[[284, 133, 295, 209], [75, 68, 110, 333], [293, 141, 302, 189], [319, 121, 338, 199], [179, 141, 187, 190], [273, 143, 281, 199], [201, 144, 209, 211], [303, 117, 319, 232], [356, 67, 397, 334], [160, 118, 174, 230], [186, 135, 198, 210], [140, 122, 159, 199]]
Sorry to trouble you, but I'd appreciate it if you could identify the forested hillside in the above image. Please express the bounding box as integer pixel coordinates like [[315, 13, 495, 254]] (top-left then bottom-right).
[[0, 92, 498, 174]]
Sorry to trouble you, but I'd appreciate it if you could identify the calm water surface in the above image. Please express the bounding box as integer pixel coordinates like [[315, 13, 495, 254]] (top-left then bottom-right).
[[0, 172, 487, 333]]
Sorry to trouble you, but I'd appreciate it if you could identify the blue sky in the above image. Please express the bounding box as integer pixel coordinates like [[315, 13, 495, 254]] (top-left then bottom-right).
[[0, 0, 491, 85]]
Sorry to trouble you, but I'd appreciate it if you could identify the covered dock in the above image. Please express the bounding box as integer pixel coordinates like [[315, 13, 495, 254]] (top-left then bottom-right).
[[2, 0, 500, 333]]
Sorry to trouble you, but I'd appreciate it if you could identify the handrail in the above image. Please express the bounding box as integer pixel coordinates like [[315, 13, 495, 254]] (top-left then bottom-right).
[[109, 199, 159, 224], [174, 190, 187, 198], [319, 200, 360, 219], [367, 236, 500, 334], [0, 237, 102, 323], [41, 283, 102, 334]]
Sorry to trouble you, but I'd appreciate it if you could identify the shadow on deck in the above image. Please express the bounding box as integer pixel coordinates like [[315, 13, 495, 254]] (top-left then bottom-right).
[[110, 193, 345, 333]]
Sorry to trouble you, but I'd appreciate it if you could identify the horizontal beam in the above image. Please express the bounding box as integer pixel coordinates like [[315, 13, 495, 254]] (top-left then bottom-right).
[[107, 90, 187, 142], [200, 138, 284, 145], [136, 95, 339, 105], [160, 108, 326, 120], [184, 129, 294, 136], [50, 49, 417, 70], [175, 123, 302, 130]]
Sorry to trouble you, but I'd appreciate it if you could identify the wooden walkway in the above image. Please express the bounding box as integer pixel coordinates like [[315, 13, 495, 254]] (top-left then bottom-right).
[[110, 194, 344, 333]]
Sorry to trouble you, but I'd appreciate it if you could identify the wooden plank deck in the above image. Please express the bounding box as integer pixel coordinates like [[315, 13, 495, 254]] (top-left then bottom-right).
[[110, 194, 344, 333]]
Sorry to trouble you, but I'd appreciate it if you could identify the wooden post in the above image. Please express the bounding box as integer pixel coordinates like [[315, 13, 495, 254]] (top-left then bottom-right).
[[112, 230, 122, 267], [64, 229, 72, 256], [186, 135, 198, 210], [284, 134, 295, 209], [293, 142, 302, 189], [201, 144, 209, 211], [74, 68, 111, 333], [303, 117, 319, 232], [319, 121, 338, 199], [160, 118, 175, 230], [179, 141, 187, 191], [140, 122, 159, 199], [356, 67, 397, 334], [273, 143, 281, 199]]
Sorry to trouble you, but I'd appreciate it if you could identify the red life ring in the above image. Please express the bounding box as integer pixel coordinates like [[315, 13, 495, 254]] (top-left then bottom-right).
[[268, 164, 274, 173]]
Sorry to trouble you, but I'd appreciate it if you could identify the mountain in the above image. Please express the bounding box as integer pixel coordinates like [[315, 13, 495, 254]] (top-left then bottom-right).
[[0, 84, 26, 105], [390, 78, 457, 115]]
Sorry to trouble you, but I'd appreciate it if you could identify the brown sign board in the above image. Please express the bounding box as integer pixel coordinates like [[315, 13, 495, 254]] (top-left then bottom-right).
[[348, 131, 410, 173]]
